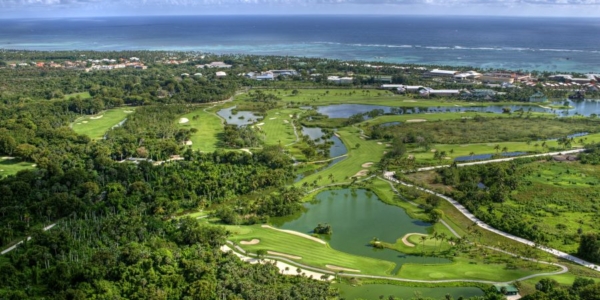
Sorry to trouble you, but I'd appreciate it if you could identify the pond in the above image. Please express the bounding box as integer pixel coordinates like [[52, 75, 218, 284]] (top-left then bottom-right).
[[336, 283, 484, 300], [301, 126, 348, 158], [216, 106, 263, 126], [311, 99, 600, 118], [454, 151, 528, 162], [272, 189, 451, 274]]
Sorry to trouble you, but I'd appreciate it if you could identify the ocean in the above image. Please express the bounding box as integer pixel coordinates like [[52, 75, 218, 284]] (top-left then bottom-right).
[[1, 15, 599, 72]]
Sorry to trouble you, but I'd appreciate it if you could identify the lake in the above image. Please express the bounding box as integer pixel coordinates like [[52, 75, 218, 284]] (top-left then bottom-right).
[[312, 100, 600, 118], [272, 189, 451, 274], [216, 106, 263, 126]]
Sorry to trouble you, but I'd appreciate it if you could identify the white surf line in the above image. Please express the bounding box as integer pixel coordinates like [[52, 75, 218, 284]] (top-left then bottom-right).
[[383, 171, 600, 272], [1, 223, 57, 255], [416, 149, 585, 172]]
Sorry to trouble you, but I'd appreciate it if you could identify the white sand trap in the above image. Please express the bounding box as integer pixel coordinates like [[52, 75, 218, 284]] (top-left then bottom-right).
[[90, 115, 104, 120], [385, 144, 391, 147], [430, 149, 437, 152], [361, 162, 374, 168], [269, 117, 277, 120], [403, 100, 417, 102], [76, 123, 81, 125], [31, 164, 37, 167], [383, 151, 388, 154], [241, 148, 252, 154], [406, 119, 427, 123], [124, 110, 134, 113], [444, 157, 452, 160], [261, 225, 326, 245], [275, 112, 280, 115], [179, 118, 189, 124], [401, 233, 428, 247], [377, 142, 383, 145], [334, 133, 340, 138], [289, 114, 293, 118], [326, 265, 361, 273], [256, 123, 265, 126], [185, 141, 193, 145], [240, 239, 260, 245], [352, 169, 369, 178], [283, 120, 289, 124], [407, 154, 414, 159], [268, 251, 301, 260], [82, 121, 88, 124]]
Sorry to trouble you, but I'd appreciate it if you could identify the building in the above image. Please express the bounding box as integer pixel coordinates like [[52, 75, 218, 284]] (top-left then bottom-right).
[[481, 72, 515, 84], [429, 89, 461, 97], [423, 69, 459, 78], [380, 84, 406, 90], [197, 62, 232, 68], [372, 75, 393, 83], [256, 73, 275, 81], [327, 76, 353, 84], [529, 91, 548, 103], [270, 70, 298, 77], [454, 71, 482, 81], [216, 71, 227, 78]]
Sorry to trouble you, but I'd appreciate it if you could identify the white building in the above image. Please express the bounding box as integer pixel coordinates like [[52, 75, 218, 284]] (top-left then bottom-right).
[[216, 71, 227, 78], [423, 69, 458, 78]]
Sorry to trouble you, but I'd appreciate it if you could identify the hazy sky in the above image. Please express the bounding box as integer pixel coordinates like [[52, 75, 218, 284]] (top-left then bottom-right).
[[1, 0, 600, 18]]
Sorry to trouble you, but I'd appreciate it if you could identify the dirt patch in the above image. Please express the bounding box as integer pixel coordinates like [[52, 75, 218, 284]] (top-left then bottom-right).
[[361, 162, 374, 168], [401, 233, 428, 247], [179, 118, 189, 124], [406, 119, 427, 123], [326, 265, 361, 272], [268, 251, 301, 260], [261, 225, 326, 245], [352, 169, 369, 178], [240, 239, 260, 245], [90, 115, 104, 120]]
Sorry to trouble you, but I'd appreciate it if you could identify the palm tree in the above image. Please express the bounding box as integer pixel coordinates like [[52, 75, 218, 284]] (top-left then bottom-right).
[[494, 144, 500, 153], [419, 236, 428, 255]]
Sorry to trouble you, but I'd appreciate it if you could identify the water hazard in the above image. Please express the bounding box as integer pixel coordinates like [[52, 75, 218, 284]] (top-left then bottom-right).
[[272, 189, 451, 274]]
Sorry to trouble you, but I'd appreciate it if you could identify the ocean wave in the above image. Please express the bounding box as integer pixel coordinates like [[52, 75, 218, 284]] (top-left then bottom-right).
[[312, 42, 598, 54]]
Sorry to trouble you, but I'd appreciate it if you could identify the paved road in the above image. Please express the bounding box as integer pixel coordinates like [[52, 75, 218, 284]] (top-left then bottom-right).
[[1, 223, 56, 255], [416, 149, 585, 172], [383, 171, 600, 273]]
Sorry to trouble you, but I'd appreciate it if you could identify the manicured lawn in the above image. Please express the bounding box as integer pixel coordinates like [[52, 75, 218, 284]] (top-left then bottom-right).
[[361, 112, 552, 127], [72, 108, 134, 139], [227, 224, 396, 275], [0, 158, 35, 177], [296, 127, 386, 187], [65, 92, 92, 100], [178, 107, 223, 152], [258, 108, 300, 146]]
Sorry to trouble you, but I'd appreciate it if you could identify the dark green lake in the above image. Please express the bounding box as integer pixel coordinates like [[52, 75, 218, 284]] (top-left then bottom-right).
[[336, 283, 484, 300], [272, 189, 451, 273]]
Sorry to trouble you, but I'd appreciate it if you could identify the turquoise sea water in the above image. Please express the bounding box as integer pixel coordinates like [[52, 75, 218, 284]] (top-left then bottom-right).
[[1, 15, 599, 72]]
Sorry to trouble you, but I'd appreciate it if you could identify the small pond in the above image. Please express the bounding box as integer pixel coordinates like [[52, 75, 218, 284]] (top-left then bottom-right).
[[454, 151, 528, 162], [272, 189, 451, 273], [310, 99, 600, 118], [336, 283, 484, 300], [295, 127, 349, 182], [217, 106, 263, 126]]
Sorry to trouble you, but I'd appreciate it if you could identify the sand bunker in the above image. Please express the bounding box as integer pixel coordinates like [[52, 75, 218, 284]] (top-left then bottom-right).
[[240, 239, 260, 245], [124, 110, 134, 113], [256, 123, 265, 126], [261, 225, 326, 245], [385, 144, 391, 147], [185, 141, 193, 145], [269, 117, 277, 120], [82, 121, 88, 124], [361, 162, 374, 168], [401, 233, 428, 247], [326, 265, 361, 273], [241, 148, 252, 154], [289, 114, 293, 118], [403, 100, 417, 102], [90, 115, 104, 120], [377, 142, 383, 145], [352, 169, 369, 178], [179, 118, 189, 124], [406, 119, 427, 123], [283, 120, 289, 124], [430, 149, 437, 152], [268, 251, 301, 260]]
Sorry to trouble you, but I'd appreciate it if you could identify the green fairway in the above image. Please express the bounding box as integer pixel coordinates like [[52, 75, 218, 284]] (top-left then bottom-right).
[[227, 224, 396, 275], [296, 127, 386, 187], [257, 108, 300, 146], [72, 108, 134, 139], [65, 92, 92, 100], [361, 112, 553, 127], [178, 107, 224, 152], [0, 158, 35, 177]]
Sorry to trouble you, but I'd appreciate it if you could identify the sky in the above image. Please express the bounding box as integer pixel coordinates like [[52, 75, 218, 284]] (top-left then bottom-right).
[[1, 0, 600, 18]]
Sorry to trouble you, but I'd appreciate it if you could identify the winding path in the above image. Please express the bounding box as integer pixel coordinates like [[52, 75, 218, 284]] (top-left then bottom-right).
[[383, 171, 600, 273], [1, 223, 56, 255]]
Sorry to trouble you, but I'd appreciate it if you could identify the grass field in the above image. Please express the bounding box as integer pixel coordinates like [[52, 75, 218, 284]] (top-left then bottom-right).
[[65, 92, 92, 100], [240, 88, 542, 108], [72, 108, 134, 139], [178, 107, 224, 152], [296, 127, 386, 187], [226, 224, 396, 275], [0, 158, 35, 177]]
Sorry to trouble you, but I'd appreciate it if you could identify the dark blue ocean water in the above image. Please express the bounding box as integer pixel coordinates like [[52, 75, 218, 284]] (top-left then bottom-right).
[[1, 15, 600, 72]]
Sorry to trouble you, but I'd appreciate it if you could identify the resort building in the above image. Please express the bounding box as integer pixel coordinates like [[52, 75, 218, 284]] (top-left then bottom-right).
[[429, 89, 461, 97], [481, 72, 515, 84], [327, 76, 354, 84], [423, 69, 459, 78], [215, 71, 227, 78], [454, 71, 482, 81], [197, 61, 232, 68]]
